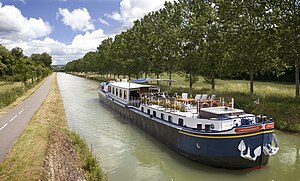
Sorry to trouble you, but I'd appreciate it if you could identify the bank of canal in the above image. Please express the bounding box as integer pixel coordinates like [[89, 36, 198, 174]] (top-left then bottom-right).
[[57, 73, 300, 181]]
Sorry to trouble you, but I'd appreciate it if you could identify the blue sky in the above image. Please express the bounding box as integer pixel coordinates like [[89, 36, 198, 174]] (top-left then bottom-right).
[[0, 0, 171, 65]]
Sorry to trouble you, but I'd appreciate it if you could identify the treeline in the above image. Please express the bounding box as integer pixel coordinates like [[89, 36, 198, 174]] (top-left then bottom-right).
[[0, 45, 52, 83], [65, 0, 300, 97]]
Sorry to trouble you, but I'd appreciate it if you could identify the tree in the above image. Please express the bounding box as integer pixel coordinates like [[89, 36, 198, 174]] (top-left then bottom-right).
[[11, 47, 24, 59], [276, 0, 300, 97], [0, 45, 11, 77], [218, 0, 283, 95], [97, 38, 113, 77], [31, 53, 52, 68]]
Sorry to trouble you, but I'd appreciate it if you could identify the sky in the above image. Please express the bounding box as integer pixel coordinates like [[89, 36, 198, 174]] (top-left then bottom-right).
[[0, 0, 172, 65]]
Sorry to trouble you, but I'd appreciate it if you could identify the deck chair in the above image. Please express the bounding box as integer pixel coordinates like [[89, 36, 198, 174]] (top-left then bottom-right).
[[201, 94, 208, 100], [211, 94, 216, 100], [194, 94, 202, 101], [181, 92, 188, 99]]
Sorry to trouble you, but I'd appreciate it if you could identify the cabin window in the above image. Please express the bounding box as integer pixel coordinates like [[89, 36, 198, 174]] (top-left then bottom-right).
[[119, 89, 123, 98], [141, 107, 144, 112], [161, 113, 165, 120], [108, 86, 111, 92], [153, 111, 156, 117], [112, 87, 115, 94], [168, 115, 172, 123], [124, 90, 127, 100], [116, 88, 118, 96], [178, 118, 184, 126], [147, 109, 150, 115], [197, 124, 202, 130]]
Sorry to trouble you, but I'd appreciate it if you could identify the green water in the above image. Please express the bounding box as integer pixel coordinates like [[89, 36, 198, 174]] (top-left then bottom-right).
[[57, 73, 300, 181]]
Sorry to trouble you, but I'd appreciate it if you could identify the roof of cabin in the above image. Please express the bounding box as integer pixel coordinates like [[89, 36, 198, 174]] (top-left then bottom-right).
[[109, 82, 156, 89]]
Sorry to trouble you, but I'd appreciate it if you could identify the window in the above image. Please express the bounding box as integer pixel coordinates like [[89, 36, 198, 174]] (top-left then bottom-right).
[[116, 88, 118, 96], [112, 87, 115, 94], [197, 124, 202, 130], [147, 109, 150, 115], [153, 111, 156, 117], [124, 90, 127, 100], [108, 86, 111, 92], [168, 115, 172, 123], [161, 114, 165, 120], [178, 118, 184, 126], [120, 89, 122, 98], [141, 107, 144, 112]]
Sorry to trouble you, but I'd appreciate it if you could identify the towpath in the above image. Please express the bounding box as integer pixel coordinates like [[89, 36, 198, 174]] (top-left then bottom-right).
[[0, 75, 52, 161]]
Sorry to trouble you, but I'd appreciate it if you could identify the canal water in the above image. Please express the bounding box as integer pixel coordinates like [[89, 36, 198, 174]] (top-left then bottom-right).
[[57, 73, 300, 181]]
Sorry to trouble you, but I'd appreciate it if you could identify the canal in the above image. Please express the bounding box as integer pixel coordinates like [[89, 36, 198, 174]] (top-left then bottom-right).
[[57, 73, 300, 181]]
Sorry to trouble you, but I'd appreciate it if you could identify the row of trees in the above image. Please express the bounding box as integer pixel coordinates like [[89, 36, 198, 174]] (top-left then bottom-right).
[[0, 45, 52, 84], [65, 0, 300, 97]]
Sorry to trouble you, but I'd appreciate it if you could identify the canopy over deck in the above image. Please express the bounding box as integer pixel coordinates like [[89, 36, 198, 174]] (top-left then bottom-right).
[[129, 78, 176, 83]]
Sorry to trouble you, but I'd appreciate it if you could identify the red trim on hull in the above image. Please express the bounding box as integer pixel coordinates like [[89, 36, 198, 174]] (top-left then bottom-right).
[[265, 123, 274, 129], [244, 165, 265, 170], [235, 125, 262, 133]]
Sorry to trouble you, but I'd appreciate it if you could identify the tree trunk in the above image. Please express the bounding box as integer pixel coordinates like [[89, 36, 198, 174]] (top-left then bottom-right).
[[250, 69, 254, 96], [296, 59, 299, 97], [189, 73, 193, 90], [212, 77, 215, 91], [156, 74, 159, 85], [168, 72, 172, 87]]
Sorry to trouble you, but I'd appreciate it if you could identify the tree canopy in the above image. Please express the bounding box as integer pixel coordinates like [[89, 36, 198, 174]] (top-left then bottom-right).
[[0, 45, 52, 83]]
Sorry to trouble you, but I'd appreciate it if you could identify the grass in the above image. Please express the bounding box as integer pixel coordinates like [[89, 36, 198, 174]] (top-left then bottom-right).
[[0, 80, 42, 109], [0, 81, 26, 108], [67, 131, 105, 181], [0, 78, 55, 180], [0, 78, 47, 118], [0, 74, 105, 180]]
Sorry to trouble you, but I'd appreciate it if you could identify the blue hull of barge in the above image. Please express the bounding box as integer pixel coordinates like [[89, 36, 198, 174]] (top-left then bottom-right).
[[98, 92, 273, 169]]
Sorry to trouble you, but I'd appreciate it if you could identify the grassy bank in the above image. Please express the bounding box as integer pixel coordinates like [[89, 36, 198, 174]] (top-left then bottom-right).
[[0, 74, 105, 180], [0, 81, 35, 109], [68, 72, 300, 134], [0, 77, 51, 112]]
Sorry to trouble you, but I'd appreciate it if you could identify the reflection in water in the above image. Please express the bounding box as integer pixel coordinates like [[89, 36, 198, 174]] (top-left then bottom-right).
[[57, 73, 300, 181]]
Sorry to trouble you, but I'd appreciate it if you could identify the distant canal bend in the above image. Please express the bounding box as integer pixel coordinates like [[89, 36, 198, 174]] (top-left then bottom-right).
[[57, 73, 300, 181]]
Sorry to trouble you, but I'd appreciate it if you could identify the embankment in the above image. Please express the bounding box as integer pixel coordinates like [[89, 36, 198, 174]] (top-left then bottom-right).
[[0, 74, 105, 180]]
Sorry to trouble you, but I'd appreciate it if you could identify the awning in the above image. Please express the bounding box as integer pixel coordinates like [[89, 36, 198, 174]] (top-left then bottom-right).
[[129, 78, 176, 83]]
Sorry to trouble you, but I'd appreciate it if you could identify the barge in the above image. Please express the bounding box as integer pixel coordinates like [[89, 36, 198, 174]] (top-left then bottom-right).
[[98, 79, 279, 169]]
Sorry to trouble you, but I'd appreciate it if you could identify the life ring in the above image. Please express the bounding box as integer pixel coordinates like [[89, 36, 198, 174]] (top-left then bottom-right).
[[211, 101, 219, 107], [202, 102, 209, 108]]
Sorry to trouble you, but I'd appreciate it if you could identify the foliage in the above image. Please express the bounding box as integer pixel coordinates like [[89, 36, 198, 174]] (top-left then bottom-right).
[[68, 131, 105, 181], [0, 44, 52, 83]]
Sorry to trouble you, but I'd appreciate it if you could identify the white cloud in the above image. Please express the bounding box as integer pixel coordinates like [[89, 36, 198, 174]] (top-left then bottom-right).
[[1, 29, 109, 65], [0, 3, 51, 40], [98, 17, 109, 26], [0, 3, 109, 65], [107, 0, 174, 28], [57, 7, 95, 31], [71, 29, 107, 50]]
